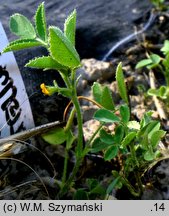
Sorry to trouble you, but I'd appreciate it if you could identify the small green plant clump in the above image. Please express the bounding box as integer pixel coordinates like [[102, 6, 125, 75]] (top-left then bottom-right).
[[136, 40, 169, 106], [2, 2, 167, 199]]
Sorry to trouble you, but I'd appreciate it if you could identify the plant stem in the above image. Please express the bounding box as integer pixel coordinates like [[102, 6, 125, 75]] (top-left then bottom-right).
[[71, 94, 83, 156], [59, 68, 84, 196], [129, 142, 139, 167], [121, 175, 141, 197], [71, 69, 84, 157], [61, 149, 69, 185], [84, 123, 104, 153], [59, 157, 83, 197], [64, 107, 76, 132], [129, 142, 143, 195]]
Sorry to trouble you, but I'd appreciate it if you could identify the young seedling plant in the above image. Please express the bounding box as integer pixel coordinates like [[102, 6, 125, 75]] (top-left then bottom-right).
[[136, 40, 169, 109], [2, 2, 166, 199], [90, 63, 166, 197]]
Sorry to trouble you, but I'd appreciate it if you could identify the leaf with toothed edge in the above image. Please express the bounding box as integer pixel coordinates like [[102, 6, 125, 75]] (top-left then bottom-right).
[[2, 39, 41, 53], [10, 13, 36, 39], [64, 9, 76, 46], [35, 2, 47, 42], [49, 26, 80, 68], [26, 56, 68, 70]]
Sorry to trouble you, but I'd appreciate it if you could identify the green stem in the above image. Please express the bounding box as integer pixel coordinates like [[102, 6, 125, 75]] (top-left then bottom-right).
[[83, 123, 104, 156], [129, 142, 139, 167], [165, 70, 169, 87], [59, 68, 84, 196], [36, 37, 48, 49], [64, 107, 76, 132], [121, 175, 141, 197], [71, 68, 84, 157], [59, 157, 83, 197], [71, 94, 83, 156], [61, 149, 69, 185], [129, 142, 143, 195], [60, 72, 72, 89]]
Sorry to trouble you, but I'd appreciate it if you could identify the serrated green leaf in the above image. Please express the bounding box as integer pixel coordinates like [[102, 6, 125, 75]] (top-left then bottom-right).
[[116, 62, 129, 104], [91, 137, 110, 153], [150, 130, 166, 148], [49, 26, 80, 68], [101, 86, 115, 110], [104, 145, 119, 160], [99, 129, 115, 144], [42, 127, 67, 145], [135, 59, 152, 69], [64, 9, 76, 46], [35, 2, 47, 41], [2, 39, 41, 53], [121, 131, 136, 148], [120, 104, 130, 123], [26, 56, 67, 70], [92, 82, 102, 104], [127, 121, 140, 130], [94, 109, 120, 123], [10, 13, 36, 39]]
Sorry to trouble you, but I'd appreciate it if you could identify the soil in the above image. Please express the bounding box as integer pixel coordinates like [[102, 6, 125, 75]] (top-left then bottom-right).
[[0, 0, 169, 200]]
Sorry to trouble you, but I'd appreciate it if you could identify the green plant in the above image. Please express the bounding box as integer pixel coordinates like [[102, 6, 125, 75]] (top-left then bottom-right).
[[90, 63, 166, 197], [150, 0, 169, 10], [2, 2, 166, 199], [136, 40, 169, 106], [2, 2, 85, 197]]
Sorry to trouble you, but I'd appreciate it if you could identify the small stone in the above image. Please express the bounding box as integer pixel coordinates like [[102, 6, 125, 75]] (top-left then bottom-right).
[[81, 58, 115, 82], [83, 119, 100, 142]]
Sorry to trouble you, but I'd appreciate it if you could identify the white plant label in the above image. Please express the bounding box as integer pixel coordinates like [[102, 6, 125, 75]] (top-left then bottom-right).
[[0, 22, 35, 138]]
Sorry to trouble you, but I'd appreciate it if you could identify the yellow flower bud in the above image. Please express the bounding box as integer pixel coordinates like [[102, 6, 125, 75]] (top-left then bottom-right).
[[40, 83, 50, 95]]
